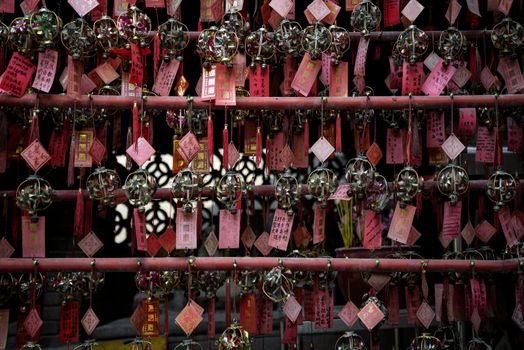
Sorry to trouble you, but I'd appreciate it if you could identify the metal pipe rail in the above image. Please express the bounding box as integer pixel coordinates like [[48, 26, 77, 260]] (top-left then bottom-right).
[[1, 181, 522, 202], [1, 95, 523, 110], [0, 257, 518, 273]]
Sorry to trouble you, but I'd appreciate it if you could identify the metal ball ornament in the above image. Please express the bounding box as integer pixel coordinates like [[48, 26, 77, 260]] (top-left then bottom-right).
[[438, 27, 467, 66], [485, 170, 517, 211], [395, 25, 429, 64], [117, 5, 152, 48], [301, 22, 332, 60], [275, 173, 300, 216], [93, 16, 120, 58], [124, 169, 158, 212], [158, 18, 189, 62], [409, 333, 442, 350], [274, 20, 303, 57], [437, 164, 469, 205], [29, 7, 61, 50], [395, 166, 423, 207], [216, 171, 244, 214], [334, 331, 367, 350], [350, 0, 382, 36], [16, 175, 53, 222], [61, 18, 97, 60], [171, 168, 202, 213], [9, 16, 35, 55], [345, 155, 376, 201], [218, 323, 251, 350], [86, 167, 121, 208], [245, 26, 275, 68], [21, 342, 43, 350], [491, 17, 524, 57], [307, 166, 337, 208], [328, 25, 350, 65]]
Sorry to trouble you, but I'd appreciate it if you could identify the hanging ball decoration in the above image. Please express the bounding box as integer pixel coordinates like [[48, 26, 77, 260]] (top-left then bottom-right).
[[350, 0, 382, 36], [197, 26, 219, 68], [237, 271, 260, 295], [9, 16, 35, 55], [216, 171, 244, 214], [196, 271, 226, 299], [218, 323, 251, 350], [367, 174, 389, 213], [395, 25, 429, 64], [359, 295, 388, 329], [0, 273, 16, 306], [0, 20, 8, 44], [171, 168, 202, 213], [245, 26, 275, 68], [86, 167, 121, 208], [21, 342, 44, 350], [438, 27, 467, 66], [328, 25, 350, 65], [275, 173, 301, 216], [158, 271, 181, 295], [128, 338, 153, 350], [491, 17, 524, 57], [72, 339, 104, 350], [173, 339, 202, 350], [307, 166, 337, 208], [29, 7, 61, 50], [124, 169, 158, 212], [61, 18, 97, 60], [95, 85, 120, 123], [221, 10, 249, 49], [16, 175, 53, 222], [345, 155, 376, 200], [301, 22, 332, 60], [93, 16, 120, 58], [485, 170, 517, 211], [467, 338, 491, 350], [18, 273, 45, 310], [135, 271, 161, 299], [117, 5, 152, 48], [274, 20, 303, 57], [395, 166, 423, 207], [262, 266, 294, 303], [287, 250, 313, 287], [213, 26, 240, 67], [409, 333, 442, 350], [334, 331, 367, 350], [49, 272, 90, 302], [158, 18, 189, 62], [437, 164, 469, 206]]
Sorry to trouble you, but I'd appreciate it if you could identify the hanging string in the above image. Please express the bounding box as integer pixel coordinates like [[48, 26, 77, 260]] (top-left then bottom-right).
[[320, 97, 325, 138], [233, 263, 238, 321], [450, 93, 454, 135]]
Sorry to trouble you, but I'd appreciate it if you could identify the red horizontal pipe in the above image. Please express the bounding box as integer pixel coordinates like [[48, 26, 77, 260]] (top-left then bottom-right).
[[2, 95, 523, 110], [1, 181, 522, 202], [0, 257, 517, 273]]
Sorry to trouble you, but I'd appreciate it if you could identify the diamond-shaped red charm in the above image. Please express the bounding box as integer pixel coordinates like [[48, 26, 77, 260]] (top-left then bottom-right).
[[283, 295, 302, 323], [21, 139, 51, 172], [228, 142, 240, 168], [280, 145, 294, 169], [310, 137, 334, 163], [416, 301, 435, 329], [126, 137, 156, 167], [357, 301, 385, 330], [159, 226, 177, 253], [338, 301, 359, 328], [366, 274, 391, 292], [175, 302, 203, 336], [441, 134, 465, 160], [78, 231, 103, 257], [81, 307, 99, 336], [461, 221, 476, 246], [89, 138, 106, 165], [0, 238, 15, 258], [241, 225, 256, 249], [147, 233, 162, 257], [130, 304, 146, 333], [254, 232, 272, 256], [204, 231, 218, 256], [177, 132, 201, 163], [24, 308, 43, 338], [366, 142, 383, 167], [293, 226, 312, 248]]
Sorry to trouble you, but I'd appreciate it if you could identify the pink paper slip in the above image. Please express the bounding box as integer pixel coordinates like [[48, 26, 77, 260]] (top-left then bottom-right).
[[291, 53, 321, 97], [268, 209, 294, 251], [442, 201, 462, 240], [22, 216, 45, 258], [219, 209, 242, 249], [421, 58, 457, 96], [176, 210, 198, 249], [32, 50, 58, 93], [475, 126, 496, 164], [152, 59, 180, 96], [387, 202, 416, 244], [363, 210, 382, 249]]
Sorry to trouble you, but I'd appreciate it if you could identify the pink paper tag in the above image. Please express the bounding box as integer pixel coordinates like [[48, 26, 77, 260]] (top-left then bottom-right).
[[357, 300, 385, 330], [363, 210, 382, 249], [314, 289, 330, 329], [329, 61, 348, 97], [402, 62, 423, 96], [81, 308, 99, 336], [146, 0, 165, 7], [94, 62, 120, 85], [421, 58, 457, 96], [215, 64, 236, 106], [424, 52, 441, 71], [249, 65, 270, 97], [498, 0, 513, 15], [241, 225, 256, 249], [0, 0, 14, 13], [281, 55, 296, 96], [0, 53, 35, 98], [498, 57, 524, 94], [354, 38, 370, 77], [417, 301, 435, 329], [407, 226, 421, 246], [0, 238, 14, 258], [291, 53, 321, 97], [322, 1, 341, 25], [367, 274, 391, 292], [499, 206, 518, 247], [126, 137, 156, 167], [68, 0, 99, 17], [228, 142, 240, 168], [366, 143, 383, 166], [20, 0, 39, 15], [90, 0, 107, 20], [204, 231, 218, 256], [268, 209, 294, 251], [401, 0, 424, 22], [313, 204, 326, 244], [457, 108, 476, 137], [129, 43, 144, 86], [386, 128, 404, 164], [466, 0, 481, 16], [441, 134, 465, 161], [283, 295, 302, 323], [32, 50, 58, 93], [426, 111, 445, 148], [66, 56, 82, 97], [445, 0, 461, 24], [22, 216, 45, 258], [387, 203, 416, 244], [233, 54, 247, 87], [280, 145, 294, 169], [24, 308, 43, 339], [254, 231, 272, 256], [452, 65, 471, 88], [507, 117, 523, 154], [219, 209, 241, 249], [328, 184, 351, 201], [475, 126, 496, 163], [461, 221, 476, 245], [21, 139, 51, 173], [201, 67, 216, 100], [78, 231, 103, 257], [310, 137, 334, 163], [89, 138, 106, 165], [338, 301, 359, 328], [74, 129, 94, 167], [442, 201, 462, 240], [176, 210, 198, 249], [480, 66, 496, 91], [177, 132, 201, 163], [513, 214, 524, 239], [307, 0, 330, 21], [475, 220, 497, 243], [133, 209, 147, 251]]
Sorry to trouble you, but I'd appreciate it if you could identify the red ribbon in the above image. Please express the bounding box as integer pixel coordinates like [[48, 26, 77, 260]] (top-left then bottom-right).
[[207, 116, 214, 166], [223, 124, 229, 170], [335, 114, 342, 152], [255, 127, 262, 166], [73, 189, 84, 240]]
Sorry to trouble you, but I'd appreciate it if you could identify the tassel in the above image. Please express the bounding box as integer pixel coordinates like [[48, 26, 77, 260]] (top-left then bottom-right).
[[415, 192, 423, 218], [223, 124, 229, 169], [208, 298, 216, 338], [335, 114, 342, 153], [255, 126, 262, 166], [153, 34, 160, 82], [265, 136, 271, 175], [207, 116, 214, 166], [147, 116, 154, 146], [125, 127, 133, 170], [132, 102, 139, 144], [73, 189, 84, 240], [303, 119, 310, 151], [225, 279, 231, 326], [29, 111, 40, 142], [67, 135, 76, 187], [84, 199, 92, 236]]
